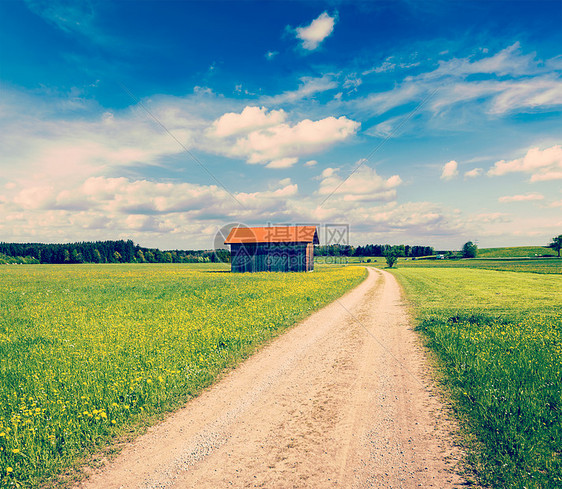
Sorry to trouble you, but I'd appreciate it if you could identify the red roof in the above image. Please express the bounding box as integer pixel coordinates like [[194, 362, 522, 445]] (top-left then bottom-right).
[[224, 226, 319, 244]]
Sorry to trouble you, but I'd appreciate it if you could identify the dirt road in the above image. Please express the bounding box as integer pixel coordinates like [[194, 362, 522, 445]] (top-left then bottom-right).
[[78, 268, 466, 488]]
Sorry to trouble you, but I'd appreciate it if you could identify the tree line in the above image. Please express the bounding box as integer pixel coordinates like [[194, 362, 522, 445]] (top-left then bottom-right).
[[0, 240, 229, 264], [314, 243, 435, 257]]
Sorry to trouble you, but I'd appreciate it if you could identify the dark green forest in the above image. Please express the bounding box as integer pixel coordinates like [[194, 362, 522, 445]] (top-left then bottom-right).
[[0, 240, 229, 264], [315, 244, 435, 258]]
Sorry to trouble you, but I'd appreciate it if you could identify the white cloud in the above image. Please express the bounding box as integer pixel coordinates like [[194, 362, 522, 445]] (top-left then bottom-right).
[[489, 78, 562, 114], [294, 12, 337, 51], [362, 57, 420, 76], [317, 164, 402, 202], [265, 51, 279, 60], [210, 108, 359, 167], [235, 116, 358, 165], [0, 88, 224, 188], [441, 160, 458, 180], [304, 160, 318, 167], [211, 106, 287, 138], [365, 115, 403, 138], [464, 168, 483, 178], [357, 84, 422, 116], [266, 157, 299, 169], [305, 200, 462, 240], [353, 44, 562, 119], [1, 175, 302, 243], [263, 75, 338, 105], [422, 43, 538, 80], [12, 185, 56, 210], [343, 74, 362, 93], [363, 60, 396, 75], [488, 145, 562, 181], [498, 193, 544, 203]]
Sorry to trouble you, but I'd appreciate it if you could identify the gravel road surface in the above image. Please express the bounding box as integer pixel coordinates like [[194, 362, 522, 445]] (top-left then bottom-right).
[[78, 268, 466, 488]]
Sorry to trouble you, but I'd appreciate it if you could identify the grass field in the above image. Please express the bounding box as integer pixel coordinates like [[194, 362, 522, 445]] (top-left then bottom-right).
[[0, 263, 366, 487], [336, 255, 562, 274], [391, 267, 562, 488], [396, 257, 562, 274], [477, 246, 555, 258]]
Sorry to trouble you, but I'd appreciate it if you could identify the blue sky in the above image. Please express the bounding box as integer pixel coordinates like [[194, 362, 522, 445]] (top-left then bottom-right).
[[1, 0, 561, 249]]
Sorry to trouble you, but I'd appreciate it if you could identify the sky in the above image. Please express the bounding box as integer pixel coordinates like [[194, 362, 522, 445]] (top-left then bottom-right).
[[0, 0, 561, 250]]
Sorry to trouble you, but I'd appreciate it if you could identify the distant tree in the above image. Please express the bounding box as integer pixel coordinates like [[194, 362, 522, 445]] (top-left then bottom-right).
[[462, 241, 478, 258], [93, 249, 102, 263], [113, 251, 122, 263], [163, 251, 173, 263], [63, 249, 71, 263], [384, 249, 398, 268], [213, 249, 230, 263], [71, 249, 84, 263], [393, 245, 406, 257], [549, 235, 562, 257], [136, 250, 146, 263]]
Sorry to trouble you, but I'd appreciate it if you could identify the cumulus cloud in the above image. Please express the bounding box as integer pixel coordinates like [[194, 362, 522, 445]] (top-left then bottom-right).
[[441, 160, 459, 180], [294, 12, 337, 51], [1, 175, 302, 243], [498, 193, 544, 203], [234, 116, 358, 165], [210, 107, 359, 167], [306, 200, 462, 240], [488, 145, 562, 181], [317, 164, 402, 202], [211, 106, 287, 137]]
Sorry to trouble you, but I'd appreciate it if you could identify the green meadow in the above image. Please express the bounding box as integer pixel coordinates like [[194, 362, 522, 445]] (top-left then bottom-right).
[[390, 265, 562, 488], [334, 255, 561, 274], [477, 246, 556, 258], [0, 264, 365, 487], [392, 257, 562, 274]]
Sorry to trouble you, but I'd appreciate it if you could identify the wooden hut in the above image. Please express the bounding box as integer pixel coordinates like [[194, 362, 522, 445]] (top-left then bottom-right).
[[224, 226, 319, 272]]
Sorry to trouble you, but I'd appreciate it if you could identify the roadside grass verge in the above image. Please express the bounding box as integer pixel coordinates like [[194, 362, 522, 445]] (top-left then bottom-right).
[[391, 268, 562, 488], [0, 264, 366, 487]]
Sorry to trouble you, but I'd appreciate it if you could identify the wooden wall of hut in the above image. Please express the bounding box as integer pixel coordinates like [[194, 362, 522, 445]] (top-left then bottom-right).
[[230, 242, 314, 272]]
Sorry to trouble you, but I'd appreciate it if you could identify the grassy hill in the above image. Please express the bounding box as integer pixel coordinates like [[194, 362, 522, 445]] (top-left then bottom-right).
[[477, 246, 555, 258]]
